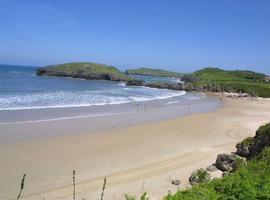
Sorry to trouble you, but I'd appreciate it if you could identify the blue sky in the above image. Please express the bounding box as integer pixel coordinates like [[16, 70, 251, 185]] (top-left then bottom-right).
[[0, 0, 270, 73]]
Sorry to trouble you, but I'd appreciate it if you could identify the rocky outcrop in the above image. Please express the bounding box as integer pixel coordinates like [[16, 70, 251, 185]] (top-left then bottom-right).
[[189, 168, 211, 186], [126, 80, 144, 86], [146, 82, 184, 90], [215, 154, 247, 172], [215, 154, 237, 172], [235, 137, 254, 158], [250, 123, 270, 157], [236, 123, 270, 158], [183, 123, 270, 191], [126, 80, 187, 91]]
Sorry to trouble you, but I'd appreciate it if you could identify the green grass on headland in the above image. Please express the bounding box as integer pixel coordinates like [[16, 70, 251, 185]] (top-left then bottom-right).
[[126, 68, 184, 78], [185, 67, 270, 97], [37, 63, 270, 97], [37, 62, 132, 81], [193, 67, 267, 82], [46, 62, 121, 74]]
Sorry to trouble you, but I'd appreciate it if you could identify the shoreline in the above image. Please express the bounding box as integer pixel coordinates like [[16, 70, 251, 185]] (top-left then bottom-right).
[[0, 95, 269, 199], [0, 93, 220, 143]]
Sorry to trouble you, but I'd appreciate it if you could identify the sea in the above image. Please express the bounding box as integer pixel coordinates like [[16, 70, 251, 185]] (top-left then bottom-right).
[[0, 64, 192, 111], [0, 64, 223, 142]]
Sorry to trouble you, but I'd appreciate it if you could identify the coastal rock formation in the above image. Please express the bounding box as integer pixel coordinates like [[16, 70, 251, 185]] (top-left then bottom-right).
[[126, 80, 186, 91], [206, 164, 218, 172], [125, 79, 144, 86], [189, 168, 211, 186], [235, 137, 254, 158], [215, 154, 237, 172], [215, 153, 247, 172], [236, 123, 270, 158], [146, 82, 184, 90], [250, 123, 270, 157], [36, 62, 132, 82]]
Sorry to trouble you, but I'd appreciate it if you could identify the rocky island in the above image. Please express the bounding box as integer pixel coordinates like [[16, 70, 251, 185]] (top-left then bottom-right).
[[36, 62, 132, 82]]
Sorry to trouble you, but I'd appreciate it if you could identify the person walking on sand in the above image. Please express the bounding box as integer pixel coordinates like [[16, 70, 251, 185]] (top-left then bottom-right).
[[136, 103, 139, 112]]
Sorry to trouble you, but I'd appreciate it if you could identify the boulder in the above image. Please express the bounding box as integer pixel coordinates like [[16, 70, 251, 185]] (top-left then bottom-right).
[[215, 153, 247, 172], [189, 168, 211, 186], [171, 179, 181, 186], [215, 154, 237, 172], [235, 137, 254, 158], [206, 164, 218, 172]]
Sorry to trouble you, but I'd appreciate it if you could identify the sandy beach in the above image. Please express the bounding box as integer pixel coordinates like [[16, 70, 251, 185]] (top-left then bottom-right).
[[0, 95, 270, 200]]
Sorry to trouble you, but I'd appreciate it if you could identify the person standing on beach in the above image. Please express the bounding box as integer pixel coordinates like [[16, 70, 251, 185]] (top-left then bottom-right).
[[136, 103, 139, 112]]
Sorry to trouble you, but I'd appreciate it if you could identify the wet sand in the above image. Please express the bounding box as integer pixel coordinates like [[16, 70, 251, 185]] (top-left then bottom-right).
[[0, 93, 220, 143], [0, 95, 270, 200]]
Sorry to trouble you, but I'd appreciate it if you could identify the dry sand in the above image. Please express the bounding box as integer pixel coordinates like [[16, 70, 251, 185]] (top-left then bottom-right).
[[0, 96, 270, 200]]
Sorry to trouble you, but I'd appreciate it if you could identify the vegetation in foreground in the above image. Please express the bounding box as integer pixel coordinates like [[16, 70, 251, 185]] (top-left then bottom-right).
[[164, 123, 270, 200], [183, 67, 270, 97], [126, 68, 184, 78]]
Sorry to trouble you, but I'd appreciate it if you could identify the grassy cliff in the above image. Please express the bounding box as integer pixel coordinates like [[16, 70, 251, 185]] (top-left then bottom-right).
[[183, 67, 270, 97], [164, 123, 270, 200], [126, 68, 183, 78], [37, 62, 132, 82]]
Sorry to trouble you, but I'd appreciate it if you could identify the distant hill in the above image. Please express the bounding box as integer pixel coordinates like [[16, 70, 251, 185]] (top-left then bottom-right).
[[193, 67, 267, 82], [183, 67, 270, 97], [126, 68, 184, 78], [36, 62, 132, 82]]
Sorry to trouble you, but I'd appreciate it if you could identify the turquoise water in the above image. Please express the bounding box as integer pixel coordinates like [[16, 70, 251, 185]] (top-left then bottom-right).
[[0, 65, 187, 110]]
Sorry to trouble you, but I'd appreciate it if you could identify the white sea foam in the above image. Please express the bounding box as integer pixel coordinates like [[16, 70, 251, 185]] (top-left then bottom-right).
[[166, 100, 180, 105], [118, 82, 127, 86], [0, 89, 186, 111]]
